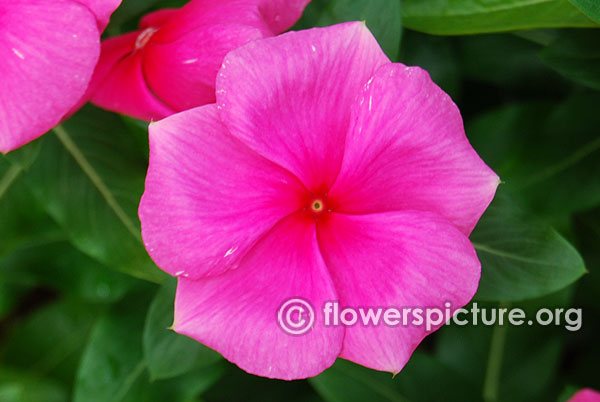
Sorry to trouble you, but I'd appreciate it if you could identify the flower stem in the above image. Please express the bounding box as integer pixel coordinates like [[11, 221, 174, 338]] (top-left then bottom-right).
[[482, 303, 509, 402]]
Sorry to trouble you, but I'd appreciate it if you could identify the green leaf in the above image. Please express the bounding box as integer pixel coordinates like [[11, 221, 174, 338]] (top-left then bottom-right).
[[73, 291, 150, 402], [472, 191, 586, 301], [1, 299, 98, 385], [399, 30, 461, 99], [467, 94, 600, 220], [568, 0, 600, 22], [144, 279, 221, 380], [22, 106, 165, 283], [317, 0, 402, 60], [436, 307, 565, 402], [540, 29, 600, 90], [403, 0, 597, 35], [0, 369, 67, 402], [74, 288, 224, 402], [0, 241, 136, 303], [310, 354, 477, 402], [0, 156, 62, 258]]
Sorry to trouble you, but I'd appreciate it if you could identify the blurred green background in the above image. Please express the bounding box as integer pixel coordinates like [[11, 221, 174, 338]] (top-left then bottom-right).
[[1, 0, 599, 401]]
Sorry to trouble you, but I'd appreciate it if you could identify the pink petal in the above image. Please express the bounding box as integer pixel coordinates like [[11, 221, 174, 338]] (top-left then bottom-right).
[[329, 64, 499, 235], [0, 0, 100, 153], [174, 213, 343, 380], [143, 24, 263, 112], [316, 211, 480, 373], [139, 8, 178, 29], [89, 34, 174, 121], [569, 389, 600, 402], [153, 0, 271, 43], [139, 105, 306, 279], [257, 0, 312, 33], [216, 22, 389, 192], [74, 0, 122, 31]]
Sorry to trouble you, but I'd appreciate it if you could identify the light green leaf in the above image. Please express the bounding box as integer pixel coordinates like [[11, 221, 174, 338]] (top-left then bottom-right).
[[568, 0, 600, 22], [0, 369, 67, 402], [403, 0, 597, 35], [22, 106, 165, 283], [472, 192, 586, 301], [144, 279, 221, 380]]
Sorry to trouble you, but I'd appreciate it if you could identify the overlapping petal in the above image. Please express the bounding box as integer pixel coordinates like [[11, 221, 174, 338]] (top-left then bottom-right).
[[0, 0, 101, 153], [75, 0, 122, 31], [316, 211, 480, 372], [216, 22, 389, 192], [143, 24, 263, 111], [89, 34, 175, 121], [174, 213, 343, 379], [329, 63, 499, 234], [139, 105, 306, 279]]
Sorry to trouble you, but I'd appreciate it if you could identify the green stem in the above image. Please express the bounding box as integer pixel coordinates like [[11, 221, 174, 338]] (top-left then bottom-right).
[[482, 303, 510, 402], [52, 125, 142, 242], [0, 164, 22, 199]]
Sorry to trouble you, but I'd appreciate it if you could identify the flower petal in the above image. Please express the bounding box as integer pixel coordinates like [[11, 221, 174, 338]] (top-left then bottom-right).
[[216, 22, 389, 192], [568, 389, 600, 402], [75, 0, 122, 31], [89, 35, 174, 121], [139, 8, 178, 29], [329, 63, 499, 235], [143, 24, 263, 112], [257, 0, 312, 33], [0, 0, 100, 153], [174, 213, 343, 380], [316, 211, 480, 373], [139, 105, 306, 279]]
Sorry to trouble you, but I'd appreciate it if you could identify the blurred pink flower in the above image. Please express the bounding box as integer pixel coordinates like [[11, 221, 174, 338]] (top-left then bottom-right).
[[88, 0, 311, 121], [569, 389, 600, 402], [0, 0, 121, 153], [138, 22, 499, 379]]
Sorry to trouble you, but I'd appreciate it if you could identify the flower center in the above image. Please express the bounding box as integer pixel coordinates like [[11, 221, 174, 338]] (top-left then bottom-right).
[[306, 196, 329, 219], [311, 199, 324, 213], [135, 27, 158, 50]]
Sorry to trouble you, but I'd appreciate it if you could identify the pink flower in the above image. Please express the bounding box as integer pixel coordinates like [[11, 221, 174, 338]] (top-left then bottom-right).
[[88, 0, 311, 121], [138, 22, 499, 379], [0, 0, 121, 153], [569, 389, 600, 402]]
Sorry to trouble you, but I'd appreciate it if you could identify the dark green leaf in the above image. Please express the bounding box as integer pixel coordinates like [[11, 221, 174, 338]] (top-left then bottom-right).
[[0, 241, 135, 303], [472, 191, 586, 301], [403, 0, 597, 35], [144, 279, 221, 380], [310, 354, 477, 402], [23, 106, 165, 283], [467, 94, 600, 220], [317, 0, 402, 60], [540, 29, 600, 90], [2, 299, 98, 385]]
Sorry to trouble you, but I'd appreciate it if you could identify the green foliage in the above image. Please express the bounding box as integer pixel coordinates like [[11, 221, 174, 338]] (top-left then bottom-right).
[[403, 0, 598, 35], [20, 106, 165, 283], [143, 279, 222, 380], [1, 0, 599, 401], [541, 29, 600, 89], [472, 191, 586, 301]]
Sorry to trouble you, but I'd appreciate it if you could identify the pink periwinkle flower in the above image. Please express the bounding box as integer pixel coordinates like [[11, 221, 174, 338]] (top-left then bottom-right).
[[569, 389, 600, 402], [139, 22, 500, 379], [0, 0, 121, 153], [88, 0, 311, 121]]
